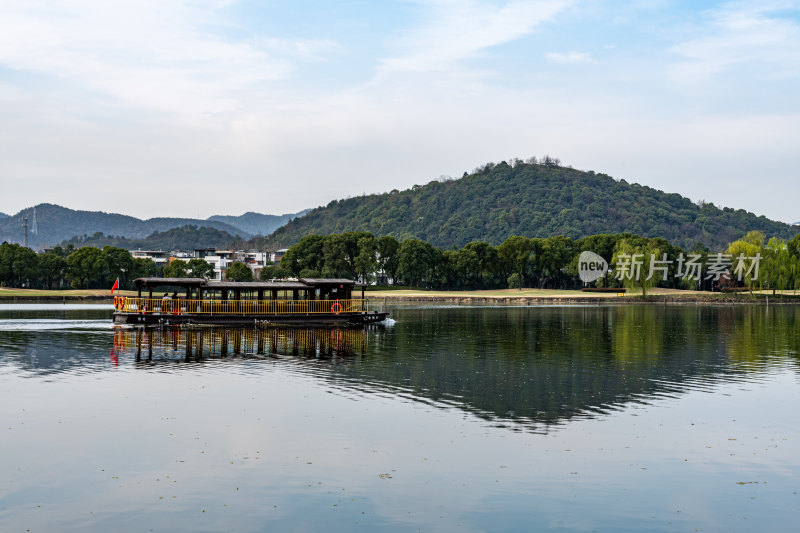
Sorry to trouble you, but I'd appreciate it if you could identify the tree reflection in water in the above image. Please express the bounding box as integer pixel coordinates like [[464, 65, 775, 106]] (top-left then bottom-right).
[[3, 304, 798, 433], [112, 325, 368, 364], [105, 306, 800, 431]]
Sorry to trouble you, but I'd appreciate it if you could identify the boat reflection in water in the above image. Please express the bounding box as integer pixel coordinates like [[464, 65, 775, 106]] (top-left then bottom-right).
[[111, 325, 369, 364]]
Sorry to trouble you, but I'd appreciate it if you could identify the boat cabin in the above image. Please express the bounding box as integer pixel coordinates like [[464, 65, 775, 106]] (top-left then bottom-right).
[[114, 277, 383, 326], [131, 277, 365, 302]]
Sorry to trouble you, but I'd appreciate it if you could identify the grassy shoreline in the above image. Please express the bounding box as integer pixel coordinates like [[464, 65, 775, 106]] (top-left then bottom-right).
[[2, 287, 798, 304], [365, 288, 799, 305], [0, 288, 138, 301]]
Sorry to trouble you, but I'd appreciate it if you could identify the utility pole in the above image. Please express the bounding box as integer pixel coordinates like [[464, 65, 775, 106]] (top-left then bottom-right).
[[22, 215, 29, 248]]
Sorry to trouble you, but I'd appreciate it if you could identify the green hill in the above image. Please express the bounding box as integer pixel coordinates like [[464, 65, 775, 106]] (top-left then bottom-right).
[[0, 204, 250, 249], [207, 210, 309, 236], [59, 225, 238, 251], [255, 161, 796, 251]]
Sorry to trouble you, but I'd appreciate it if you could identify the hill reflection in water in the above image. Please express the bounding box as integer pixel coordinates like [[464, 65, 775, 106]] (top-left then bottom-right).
[[2, 304, 799, 432], [355, 306, 800, 431], [103, 305, 800, 433], [2, 304, 799, 532]]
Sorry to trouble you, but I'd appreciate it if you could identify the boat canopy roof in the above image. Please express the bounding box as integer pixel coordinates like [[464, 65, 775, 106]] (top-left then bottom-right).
[[299, 278, 365, 287], [134, 277, 206, 288], [133, 277, 360, 289], [204, 281, 311, 290]]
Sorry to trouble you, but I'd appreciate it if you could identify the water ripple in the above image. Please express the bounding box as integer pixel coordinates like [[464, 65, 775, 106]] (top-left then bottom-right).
[[0, 319, 113, 331]]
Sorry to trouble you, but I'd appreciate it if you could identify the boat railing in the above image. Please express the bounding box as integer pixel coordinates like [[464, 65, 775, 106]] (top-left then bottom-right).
[[113, 297, 368, 315]]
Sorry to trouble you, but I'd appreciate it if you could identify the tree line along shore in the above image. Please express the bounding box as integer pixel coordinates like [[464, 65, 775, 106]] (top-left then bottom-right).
[[0, 288, 795, 305], [2, 229, 799, 301]]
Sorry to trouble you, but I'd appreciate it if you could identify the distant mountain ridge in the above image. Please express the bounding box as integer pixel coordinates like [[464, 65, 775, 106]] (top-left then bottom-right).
[[0, 204, 307, 250], [0, 212, 8, 219], [255, 161, 798, 251], [60, 225, 239, 251], [207, 210, 310, 236]]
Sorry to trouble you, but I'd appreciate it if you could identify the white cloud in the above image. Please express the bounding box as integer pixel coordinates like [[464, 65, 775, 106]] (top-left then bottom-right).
[[375, 0, 573, 77], [545, 51, 596, 64], [0, 0, 798, 225], [0, 1, 332, 116], [669, 2, 800, 84]]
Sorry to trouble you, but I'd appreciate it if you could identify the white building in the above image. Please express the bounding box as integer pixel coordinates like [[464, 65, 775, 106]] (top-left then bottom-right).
[[236, 251, 269, 278], [170, 251, 193, 260], [270, 249, 289, 264], [130, 250, 169, 268], [194, 248, 235, 280], [130, 248, 273, 280]]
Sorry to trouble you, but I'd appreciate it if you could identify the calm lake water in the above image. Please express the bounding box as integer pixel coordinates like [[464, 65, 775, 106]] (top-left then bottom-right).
[[1, 303, 799, 532]]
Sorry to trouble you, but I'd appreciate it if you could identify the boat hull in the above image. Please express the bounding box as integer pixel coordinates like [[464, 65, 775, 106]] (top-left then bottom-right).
[[113, 311, 388, 326]]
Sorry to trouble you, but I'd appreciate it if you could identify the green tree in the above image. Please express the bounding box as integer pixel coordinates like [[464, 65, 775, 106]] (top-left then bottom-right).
[[131, 257, 158, 280], [498, 236, 532, 289], [537, 236, 575, 289], [377, 236, 400, 284], [463, 241, 500, 289], [354, 235, 378, 282], [612, 238, 664, 297], [322, 234, 349, 277], [572, 233, 633, 287], [9, 245, 39, 288], [788, 233, 800, 257], [66, 247, 109, 289], [436, 249, 460, 289], [163, 259, 188, 278], [49, 245, 75, 259], [397, 239, 437, 287], [0, 243, 18, 286], [726, 233, 764, 294], [187, 258, 214, 279], [575, 234, 626, 264], [104, 246, 135, 288], [225, 261, 253, 282], [742, 230, 767, 247], [761, 237, 789, 295], [282, 235, 325, 276], [38, 252, 67, 289], [340, 231, 374, 277], [260, 263, 291, 280], [452, 247, 480, 289]]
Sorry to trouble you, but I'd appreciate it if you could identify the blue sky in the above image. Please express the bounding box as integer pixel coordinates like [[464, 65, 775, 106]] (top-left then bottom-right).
[[0, 0, 798, 223]]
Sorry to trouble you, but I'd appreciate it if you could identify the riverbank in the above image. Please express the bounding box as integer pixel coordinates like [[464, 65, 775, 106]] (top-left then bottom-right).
[[366, 287, 800, 305], [0, 288, 137, 302], [3, 287, 797, 305]]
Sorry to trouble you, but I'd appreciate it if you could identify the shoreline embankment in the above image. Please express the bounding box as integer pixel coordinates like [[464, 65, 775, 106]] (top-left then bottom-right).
[[365, 294, 799, 306], [0, 295, 113, 302], [3, 289, 795, 305]]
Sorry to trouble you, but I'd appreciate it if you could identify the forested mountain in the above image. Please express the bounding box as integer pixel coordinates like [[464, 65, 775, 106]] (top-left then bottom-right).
[[255, 161, 797, 251], [0, 204, 250, 249], [207, 210, 309, 236], [59, 225, 238, 251], [0, 212, 8, 219]]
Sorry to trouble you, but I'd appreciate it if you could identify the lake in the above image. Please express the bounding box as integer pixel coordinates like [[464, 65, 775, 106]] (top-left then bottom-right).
[[1, 303, 799, 532]]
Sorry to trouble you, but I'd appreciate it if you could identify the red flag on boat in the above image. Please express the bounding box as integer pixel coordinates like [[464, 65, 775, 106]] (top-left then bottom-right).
[[110, 277, 119, 295]]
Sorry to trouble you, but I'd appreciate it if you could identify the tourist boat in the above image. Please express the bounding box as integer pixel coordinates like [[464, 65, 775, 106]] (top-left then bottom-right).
[[113, 277, 388, 326]]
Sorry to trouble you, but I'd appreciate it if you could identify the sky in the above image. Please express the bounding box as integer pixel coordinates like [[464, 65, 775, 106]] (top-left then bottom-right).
[[0, 0, 798, 223]]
